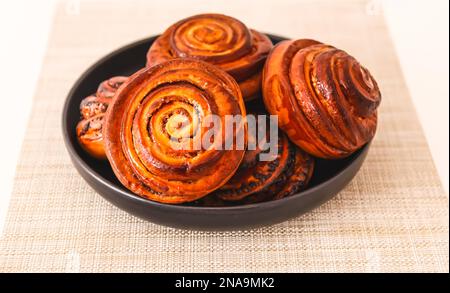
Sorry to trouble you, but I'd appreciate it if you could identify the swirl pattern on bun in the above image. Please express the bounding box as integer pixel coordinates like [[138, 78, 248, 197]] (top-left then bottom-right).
[[146, 14, 273, 101], [103, 59, 247, 203], [262, 39, 381, 158]]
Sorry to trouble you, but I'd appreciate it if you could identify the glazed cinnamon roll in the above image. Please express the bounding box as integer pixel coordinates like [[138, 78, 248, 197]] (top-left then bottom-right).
[[96, 76, 129, 99], [210, 114, 314, 204], [79, 95, 109, 120], [146, 14, 273, 101], [262, 39, 381, 159], [76, 114, 107, 159], [76, 76, 127, 159], [103, 59, 247, 204]]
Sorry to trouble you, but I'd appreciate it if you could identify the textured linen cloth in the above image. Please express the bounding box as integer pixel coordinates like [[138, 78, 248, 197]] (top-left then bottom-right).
[[0, 0, 448, 272]]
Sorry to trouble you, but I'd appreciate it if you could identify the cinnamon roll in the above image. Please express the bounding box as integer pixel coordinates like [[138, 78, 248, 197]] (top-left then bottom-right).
[[96, 76, 129, 99], [76, 76, 127, 159], [262, 39, 381, 159], [210, 114, 314, 204], [146, 14, 273, 101], [76, 114, 106, 159], [103, 59, 247, 204]]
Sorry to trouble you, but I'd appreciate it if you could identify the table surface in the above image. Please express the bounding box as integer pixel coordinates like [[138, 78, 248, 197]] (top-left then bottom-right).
[[0, 0, 448, 272]]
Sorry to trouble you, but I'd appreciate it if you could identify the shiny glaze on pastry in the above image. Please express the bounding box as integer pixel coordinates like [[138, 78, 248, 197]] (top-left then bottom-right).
[[96, 76, 129, 99], [76, 76, 128, 159], [200, 114, 314, 205], [146, 13, 273, 101], [262, 39, 381, 158], [103, 59, 247, 204]]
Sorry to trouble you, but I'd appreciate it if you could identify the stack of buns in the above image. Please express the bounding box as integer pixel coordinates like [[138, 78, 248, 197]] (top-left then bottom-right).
[[76, 14, 381, 205]]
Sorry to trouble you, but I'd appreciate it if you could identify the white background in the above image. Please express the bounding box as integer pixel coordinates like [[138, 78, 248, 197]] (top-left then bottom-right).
[[0, 0, 448, 230]]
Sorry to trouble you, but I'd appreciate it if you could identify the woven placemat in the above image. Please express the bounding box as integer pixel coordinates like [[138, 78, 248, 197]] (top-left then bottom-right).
[[0, 0, 448, 272]]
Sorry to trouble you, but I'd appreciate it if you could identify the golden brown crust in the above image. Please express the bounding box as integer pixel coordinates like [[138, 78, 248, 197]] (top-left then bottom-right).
[[79, 95, 110, 120], [238, 71, 262, 101], [76, 114, 107, 160], [76, 76, 128, 159], [198, 144, 314, 206], [103, 59, 247, 204], [215, 127, 291, 201], [96, 76, 129, 99], [146, 14, 272, 101], [262, 39, 381, 159], [206, 114, 314, 205], [270, 147, 315, 200]]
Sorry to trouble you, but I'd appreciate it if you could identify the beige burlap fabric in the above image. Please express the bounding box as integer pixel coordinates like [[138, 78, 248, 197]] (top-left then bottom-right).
[[0, 0, 448, 272]]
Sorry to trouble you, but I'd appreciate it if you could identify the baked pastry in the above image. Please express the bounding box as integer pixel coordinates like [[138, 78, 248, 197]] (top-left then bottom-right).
[[76, 114, 107, 159], [96, 76, 129, 99], [103, 59, 247, 204], [208, 114, 314, 205], [262, 39, 381, 159], [146, 13, 273, 101], [76, 76, 128, 159]]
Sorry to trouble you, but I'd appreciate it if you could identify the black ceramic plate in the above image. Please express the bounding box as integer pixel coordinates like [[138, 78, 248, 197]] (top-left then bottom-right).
[[62, 34, 370, 230]]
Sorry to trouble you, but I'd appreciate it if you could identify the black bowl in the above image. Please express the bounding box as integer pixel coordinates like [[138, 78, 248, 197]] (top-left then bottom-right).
[[62, 34, 370, 230]]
